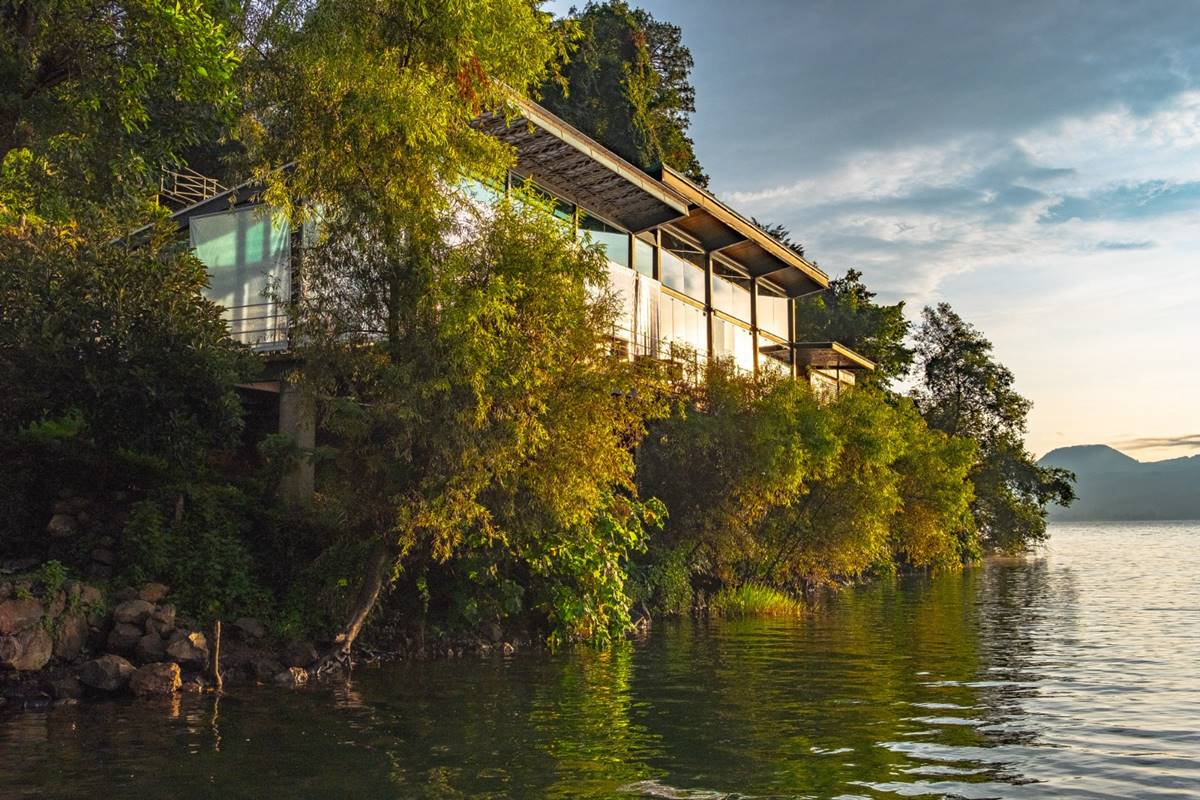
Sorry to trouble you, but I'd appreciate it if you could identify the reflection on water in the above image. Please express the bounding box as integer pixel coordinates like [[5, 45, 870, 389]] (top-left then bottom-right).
[[2, 522, 1198, 799]]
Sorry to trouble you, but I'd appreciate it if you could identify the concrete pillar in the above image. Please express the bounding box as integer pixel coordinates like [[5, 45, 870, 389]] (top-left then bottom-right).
[[277, 380, 315, 508]]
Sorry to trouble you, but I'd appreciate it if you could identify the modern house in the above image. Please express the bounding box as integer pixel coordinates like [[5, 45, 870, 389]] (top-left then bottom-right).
[[165, 97, 875, 499]]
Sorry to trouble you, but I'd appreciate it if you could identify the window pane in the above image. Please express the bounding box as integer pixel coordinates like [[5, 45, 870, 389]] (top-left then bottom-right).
[[580, 214, 629, 269], [634, 238, 655, 278]]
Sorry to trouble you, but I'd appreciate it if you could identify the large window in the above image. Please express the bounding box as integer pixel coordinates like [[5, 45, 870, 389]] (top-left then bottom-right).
[[190, 205, 291, 349], [712, 316, 755, 374], [712, 261, 752, 322], [658, 293, 707, 358], [660, 248, 706, 301], [634, 236, 656, 278], [758, 284, 790, 340], [580, 213, 630, 269]]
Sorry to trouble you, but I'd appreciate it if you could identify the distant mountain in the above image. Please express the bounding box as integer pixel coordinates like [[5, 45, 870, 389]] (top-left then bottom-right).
[[1038, 444, 1200, 521]]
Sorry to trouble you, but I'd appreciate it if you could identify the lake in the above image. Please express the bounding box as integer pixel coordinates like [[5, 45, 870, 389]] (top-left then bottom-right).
[[2, 521, 1197, 799]]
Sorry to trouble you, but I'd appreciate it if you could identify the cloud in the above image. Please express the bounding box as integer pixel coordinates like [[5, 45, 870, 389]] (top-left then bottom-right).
[[1095, 240, 1156, 251], [1116, 434, 1200, 451], [1039, 180, 1200, 223]]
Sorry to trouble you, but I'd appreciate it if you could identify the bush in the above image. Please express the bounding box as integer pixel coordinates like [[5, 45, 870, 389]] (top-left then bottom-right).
[[709, 584, 803, 618]]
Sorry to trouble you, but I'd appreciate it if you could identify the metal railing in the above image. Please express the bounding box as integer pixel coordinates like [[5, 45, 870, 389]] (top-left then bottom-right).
[[160, 166, 226, 208], [221, 302, 289, 352]]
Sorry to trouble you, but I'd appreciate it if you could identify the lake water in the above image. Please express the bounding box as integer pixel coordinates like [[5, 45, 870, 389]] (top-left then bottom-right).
[[2, 522, 1198, 799]]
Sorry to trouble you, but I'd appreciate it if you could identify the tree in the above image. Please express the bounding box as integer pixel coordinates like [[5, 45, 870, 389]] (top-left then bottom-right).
[[542, 1, 708, 185], [913, 303, 1074, 552], [636, 361, 838, 590], [794, 269, 914, 384], [751, 218, 805, 258], [1, 0, 240, 226]]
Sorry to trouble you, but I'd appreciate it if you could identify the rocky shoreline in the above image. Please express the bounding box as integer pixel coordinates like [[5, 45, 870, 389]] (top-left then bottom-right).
[[1, 569, 538, 712]]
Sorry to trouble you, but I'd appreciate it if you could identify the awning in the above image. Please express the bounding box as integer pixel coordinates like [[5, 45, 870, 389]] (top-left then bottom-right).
[[792, 341, 876, 371], [475, 99, 690, 233]]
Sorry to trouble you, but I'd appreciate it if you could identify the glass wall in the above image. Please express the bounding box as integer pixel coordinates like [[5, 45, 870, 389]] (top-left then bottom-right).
[[190, 205, 291, 350], [659, 248, 706, 301], [580, 213, 630, 269], [634, 237, 656, 278], [712, 316, 755, 374], [758, 286, 790, 340], [657, 293, 708, 359], [712, 262, 752, 322]]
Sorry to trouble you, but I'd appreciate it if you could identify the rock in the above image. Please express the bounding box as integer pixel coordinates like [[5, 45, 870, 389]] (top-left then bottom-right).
[[47, 513, 78, 538], [137, 583, 170, 603], [144, 617, 173, 639], [233, 617, 266, 640], [11, 628, 52, 670], [251, 656, 285, 682], [135, 633, 165, 663], [0, 635, 20, 667], [130, 662, 181, 695], [150, 604, 176, 629], [0, 582, 11, 600], [165, 632, 208, 667], [90, 548, 114, 566], [0, 598, 44, 635], [273, 666, 308, 688], [112, 599, 154, 625], [282, 640, 318, 669], [180, 676, 207, 693], [79, 654, 135, 691], [50, 676, 83, 699], [47, 590, 66, 618], [106, 622, 143, 653], [501, 642, 515, 656], [53, 613, 89, 661], [114, 587, 139, 602]]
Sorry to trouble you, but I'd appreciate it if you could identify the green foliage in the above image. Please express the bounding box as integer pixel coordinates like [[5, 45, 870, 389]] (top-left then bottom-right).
[[637, 360, 838, 583], [709, 584, 803, 618], [120, 484, 269, 622], [1, 0, 240, 226], [543, 1, 707, 185], [794, 269, 914, 385], [913, 303, 1075, 552], [629, 542, 693, 616]]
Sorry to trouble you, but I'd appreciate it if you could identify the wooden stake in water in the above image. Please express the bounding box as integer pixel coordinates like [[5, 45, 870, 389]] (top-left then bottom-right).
[[212, 620, 224, 692]]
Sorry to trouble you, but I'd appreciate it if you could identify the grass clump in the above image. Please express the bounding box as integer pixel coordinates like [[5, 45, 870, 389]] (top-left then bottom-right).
[[709, 584, 803, 617]]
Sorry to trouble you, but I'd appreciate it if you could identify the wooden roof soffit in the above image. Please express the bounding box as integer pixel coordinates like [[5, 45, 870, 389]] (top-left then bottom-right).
[[656, 166, 829, 296], [475, 98, 690, 233]]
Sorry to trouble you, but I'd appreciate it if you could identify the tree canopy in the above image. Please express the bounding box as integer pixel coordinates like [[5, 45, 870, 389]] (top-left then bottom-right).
[[541, 0, 708, 185]]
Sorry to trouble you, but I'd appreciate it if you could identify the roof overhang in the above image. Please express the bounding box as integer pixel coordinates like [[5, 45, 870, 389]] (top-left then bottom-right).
[[793, 341, 876, 371], [475, 98, 690, 233], [657, 166, 829, 297]]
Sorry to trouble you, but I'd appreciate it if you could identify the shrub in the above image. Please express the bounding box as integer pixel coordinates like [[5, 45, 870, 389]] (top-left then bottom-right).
[[709, 584, 803, 618]]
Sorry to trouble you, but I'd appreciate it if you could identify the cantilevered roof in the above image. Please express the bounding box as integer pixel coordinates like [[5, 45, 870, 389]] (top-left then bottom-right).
[[793, 342, 877, 371], [657, 166, 829, 297], [475, 98, 690, 233]]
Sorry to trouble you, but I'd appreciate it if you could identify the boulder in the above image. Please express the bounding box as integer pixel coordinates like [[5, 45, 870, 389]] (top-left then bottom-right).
[[46, 514, 78, 538], [47, 590, 66, 618], [90, 548, 114, 566], [106, 622, 143, 653], [112, 599, 154, 625], [11, 628, 52, 670], [130, 662, 181, 695], [165, 631, 208, 667], [282, 640, 318, 669], [273, 666, 308, 687], [144, 617, 174, 639], [53, 612, 89, 661], [233, 617, 266, 641], [251, 656, 285, 682], [0, 598, 43, 635], [137, 583, 170, 604], [0, 635, 20, 668], [79, 654, 135, 691], [50, 676, 83, 700], [150, 604, 176, 629], [0, 581, 10, 600], [134, 633, 166, 663]]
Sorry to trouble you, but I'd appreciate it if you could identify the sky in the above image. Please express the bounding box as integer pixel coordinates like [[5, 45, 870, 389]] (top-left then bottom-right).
[[549, 0, 1200, 461]]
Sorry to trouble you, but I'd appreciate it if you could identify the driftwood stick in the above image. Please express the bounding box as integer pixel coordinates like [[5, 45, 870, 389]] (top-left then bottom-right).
[[212, 620, 224, 692]]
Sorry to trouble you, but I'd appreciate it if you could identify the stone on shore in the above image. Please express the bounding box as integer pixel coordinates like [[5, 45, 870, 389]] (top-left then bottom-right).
[[150, 604, 176, 628], [130, 662, 181, 695], [47, 514, 78, 538], [107, 622, 143, 653], [165, 631, 208, 667], [233, 617, 266, 640], [112, 599, 154, 625], [0, 598, 43, 635], [53, 612, 89, 661], [50, 676, 83, 700], [135, 632, 166, 663], [79, 654, 135, 691], [282, 640, 318, 669], [9, 628, 52, 671], [273, 666, 308, 687], [137, 583, 170, 603]]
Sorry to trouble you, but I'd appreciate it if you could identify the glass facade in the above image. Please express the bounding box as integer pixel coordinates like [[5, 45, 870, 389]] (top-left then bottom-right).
[[657, 293, 708, 358], [758, 288, 790, 340], [189, 205, 291, 350], [712, 265, 752, 322], [712, 316, 755, 373], [660, 248, 706, 301], [580, 213, 630, 269], [634, 237, 656, 278]]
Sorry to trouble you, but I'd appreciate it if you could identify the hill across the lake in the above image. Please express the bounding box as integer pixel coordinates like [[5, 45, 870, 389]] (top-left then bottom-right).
[[1038, 444, 1200, 521]]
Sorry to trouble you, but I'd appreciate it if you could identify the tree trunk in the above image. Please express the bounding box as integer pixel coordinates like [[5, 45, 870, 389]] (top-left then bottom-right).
[[314, 537, 397, 675]]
